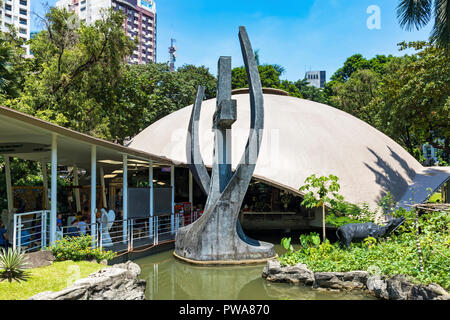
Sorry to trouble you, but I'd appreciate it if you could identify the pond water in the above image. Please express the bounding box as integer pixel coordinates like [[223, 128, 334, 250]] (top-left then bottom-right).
[[134, 244, 376, 300]]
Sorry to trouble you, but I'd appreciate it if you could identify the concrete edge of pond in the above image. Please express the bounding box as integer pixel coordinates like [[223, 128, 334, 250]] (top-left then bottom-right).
[[110, 241, 176, 264], [262, 259, 450, 300], [173, 251, 278, 266]]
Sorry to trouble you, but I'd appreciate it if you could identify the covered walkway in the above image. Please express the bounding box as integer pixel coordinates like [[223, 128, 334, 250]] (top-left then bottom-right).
[[0, 106, 197, 253]]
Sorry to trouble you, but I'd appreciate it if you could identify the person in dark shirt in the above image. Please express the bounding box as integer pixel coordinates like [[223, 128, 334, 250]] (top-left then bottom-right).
[[0, 220, 8, 249], [66, 220, 80, 237]]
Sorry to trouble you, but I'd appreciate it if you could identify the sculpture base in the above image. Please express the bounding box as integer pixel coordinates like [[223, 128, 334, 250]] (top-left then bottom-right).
[[173, 251, 277, 266]]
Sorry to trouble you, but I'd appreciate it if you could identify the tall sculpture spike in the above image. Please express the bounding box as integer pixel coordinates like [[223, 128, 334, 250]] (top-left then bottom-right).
[[187, 85, 210, 195], [175, 26, 275, 263]]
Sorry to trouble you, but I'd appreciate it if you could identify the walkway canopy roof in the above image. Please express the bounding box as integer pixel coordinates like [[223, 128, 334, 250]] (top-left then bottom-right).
[[0, 105, 176, 173], [128, 91, 450, 210]]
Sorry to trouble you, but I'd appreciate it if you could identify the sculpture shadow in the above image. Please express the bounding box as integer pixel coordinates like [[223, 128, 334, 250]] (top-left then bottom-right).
[[363, 146, 417, 204]]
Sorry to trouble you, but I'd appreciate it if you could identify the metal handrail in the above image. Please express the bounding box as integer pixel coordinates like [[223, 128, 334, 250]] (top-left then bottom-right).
[[12, 211, 199, 253]]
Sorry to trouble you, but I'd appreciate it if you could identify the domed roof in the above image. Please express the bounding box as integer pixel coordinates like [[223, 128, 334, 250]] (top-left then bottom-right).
[[128, 92, 450, 209]]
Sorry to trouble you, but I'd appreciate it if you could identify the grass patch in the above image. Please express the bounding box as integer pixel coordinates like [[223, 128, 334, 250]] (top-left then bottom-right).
[[0, 260, 107, 300]]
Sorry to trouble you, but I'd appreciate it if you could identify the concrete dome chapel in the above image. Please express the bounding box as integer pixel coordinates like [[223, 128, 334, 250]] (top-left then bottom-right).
[[128, 89, 450, 211]]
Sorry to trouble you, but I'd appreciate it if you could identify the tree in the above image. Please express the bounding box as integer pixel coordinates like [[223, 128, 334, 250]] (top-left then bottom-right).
[[113, 63, 217, 142], [231, 64, 282, 89], [176, 64, 217, 99], [9, 7, 135, 140], [330, 69, 380, 125], [299, 174, 344, 241], [0, 26, 28, 98], [330, 54, 395, 83], [294, 79, 328, 104], [397, 0, 449, 49], [377, 41, 450, 160]]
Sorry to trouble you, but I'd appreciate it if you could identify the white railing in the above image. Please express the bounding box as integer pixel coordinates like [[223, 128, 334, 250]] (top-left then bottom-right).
[[13, 210, 50, 253], [12, 211, 200, 254]]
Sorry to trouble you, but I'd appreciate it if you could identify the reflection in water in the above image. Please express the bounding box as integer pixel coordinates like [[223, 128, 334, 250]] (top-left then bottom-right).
[[135, 246, 376, 300]]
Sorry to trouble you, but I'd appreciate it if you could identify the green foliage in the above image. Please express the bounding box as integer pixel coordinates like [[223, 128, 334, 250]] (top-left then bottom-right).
[[363, 236, 377, 249], [299, 174, 344, 208], [428, 192, 442, 203], [299, 232, 321, 251], [378, 192, 396, 215], [279, 208, 450, 289], [232, 64, 282, 89], [377, 42, 449, 160], [281, 237, 294, 254], [330, 54, 395, 83], [0, 248, 29, 283], [0, 260, 106, 300], [113, 63, 216, 142], [6, 7, 136, 141], [330, 69, 380, 124], [0, 28, 27, 98], [326, 197, 377, 227], [397, 0, 449, 49], [0, 157, 71, 212], [48, 235, 116, 262], [293, 79, 327, 104], [326, 44, 449, 163]]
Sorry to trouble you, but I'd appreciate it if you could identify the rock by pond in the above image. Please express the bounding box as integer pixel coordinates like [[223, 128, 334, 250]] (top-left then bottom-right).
[[262, 259, 450, 300], [29, 261, 146, 300]]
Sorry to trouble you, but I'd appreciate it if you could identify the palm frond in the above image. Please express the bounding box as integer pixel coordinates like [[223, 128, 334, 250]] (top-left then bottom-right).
[[397, 0, 433, 30], [430, 0, 450, 49]]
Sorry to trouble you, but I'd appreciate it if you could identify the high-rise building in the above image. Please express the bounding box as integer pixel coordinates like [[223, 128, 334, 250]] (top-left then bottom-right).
[[305, 71, 326, 89], [56, 0, 157, 64], [1, 0, 31, 55]]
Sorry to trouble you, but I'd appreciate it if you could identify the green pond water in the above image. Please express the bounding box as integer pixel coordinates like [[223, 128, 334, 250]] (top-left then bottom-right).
[[134, 244, 377, 300]]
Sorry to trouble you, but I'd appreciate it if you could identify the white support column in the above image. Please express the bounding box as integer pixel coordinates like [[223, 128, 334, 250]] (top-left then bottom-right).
[[73, 165, 81, 213], [149, 160, 154, 238], [123, 154, 128, 243], [171, 165, 175, 234], [90, 145, 97, 245], [41, 162, 49, 210], [4, 156, 13, 212], [99, 166, 107, 209], [50, 134, 58, 245]]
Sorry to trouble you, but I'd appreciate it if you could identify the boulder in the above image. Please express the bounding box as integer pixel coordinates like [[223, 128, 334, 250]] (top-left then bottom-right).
[[29, 261, 146, 300], [313, 272, 367, 291], [409, 283, 450, 300], [262, 259, 282, 277], [262, 260, 314, 285], [366, 276, 389, 299], [23, 250, 55, 269], [385, 275, 413, 300], [262, 260, 449, 300]]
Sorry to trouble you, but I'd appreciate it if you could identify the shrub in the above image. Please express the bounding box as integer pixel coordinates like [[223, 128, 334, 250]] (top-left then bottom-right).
[[48, 235, 116, 262], [0, 248, 29, 283], [279, 209, 450, 290]]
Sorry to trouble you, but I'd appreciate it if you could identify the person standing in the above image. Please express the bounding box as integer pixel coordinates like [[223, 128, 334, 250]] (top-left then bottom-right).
[[78, 216, 89, 236], [0, 220, 8, 249]]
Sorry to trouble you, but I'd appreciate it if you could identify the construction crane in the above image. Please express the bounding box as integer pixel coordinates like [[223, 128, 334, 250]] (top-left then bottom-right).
[[169, 38, 177, 72]]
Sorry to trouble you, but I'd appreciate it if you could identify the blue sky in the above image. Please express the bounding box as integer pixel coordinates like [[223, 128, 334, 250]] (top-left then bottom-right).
[[31, 0, 432, 81]]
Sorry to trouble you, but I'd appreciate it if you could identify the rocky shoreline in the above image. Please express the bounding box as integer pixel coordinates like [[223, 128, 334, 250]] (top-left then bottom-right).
[[262, 259, 450, 300], [29, 261, 146, 300]]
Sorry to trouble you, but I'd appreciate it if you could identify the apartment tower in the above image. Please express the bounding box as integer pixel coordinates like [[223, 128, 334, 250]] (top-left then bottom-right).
[[56, 0, 156, 64], [1, 0, 31, 55]]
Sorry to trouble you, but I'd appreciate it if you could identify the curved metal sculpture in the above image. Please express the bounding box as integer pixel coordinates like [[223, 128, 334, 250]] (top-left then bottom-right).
[[175, 26, 275, 262]]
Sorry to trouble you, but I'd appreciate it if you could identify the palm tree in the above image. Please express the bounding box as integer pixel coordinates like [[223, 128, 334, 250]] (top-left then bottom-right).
[[397, 0, 449, 49]]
